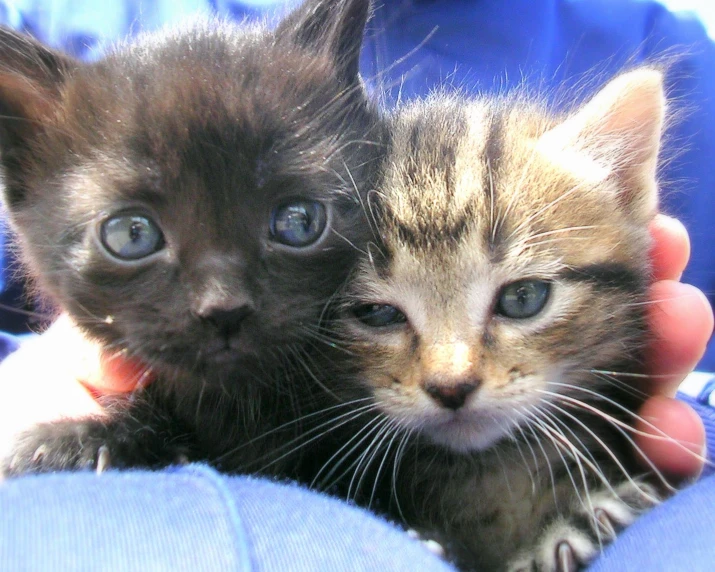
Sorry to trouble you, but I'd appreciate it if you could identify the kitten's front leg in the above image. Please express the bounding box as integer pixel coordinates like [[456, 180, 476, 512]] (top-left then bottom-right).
[[508, 480, 660, 572], [2, 402, 191, 477]]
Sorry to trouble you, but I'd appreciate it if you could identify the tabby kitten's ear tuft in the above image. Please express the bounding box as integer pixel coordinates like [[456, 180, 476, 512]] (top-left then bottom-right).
[[0, 28, 75, 143], [276, 0, 371, 86], [538, 68, 665, 221]]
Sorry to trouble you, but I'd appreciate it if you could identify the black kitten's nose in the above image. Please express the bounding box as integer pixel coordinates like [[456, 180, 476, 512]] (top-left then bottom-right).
[[424, 382, 478, 410], [201, 305, 253, 338]]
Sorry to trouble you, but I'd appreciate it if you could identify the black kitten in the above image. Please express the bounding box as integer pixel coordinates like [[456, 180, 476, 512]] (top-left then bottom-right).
[[0, 0, 384, 477]]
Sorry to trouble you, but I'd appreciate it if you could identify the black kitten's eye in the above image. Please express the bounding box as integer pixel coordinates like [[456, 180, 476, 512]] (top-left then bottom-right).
[[496, 280, 551, 319], [100, 213, 165, 261], [270, 199, 327, 247], [352, 304, 407, 328]]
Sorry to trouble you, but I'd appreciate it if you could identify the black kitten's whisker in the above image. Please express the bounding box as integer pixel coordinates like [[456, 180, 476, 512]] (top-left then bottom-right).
[[298, 325, 352, 352], [0, 302, 52, 320], [363, 24, 439, 96], [288, 345, 342, 402], [342, 158, 381, 245], [365, 189, 387, 238], [331, 228, 369, 257]]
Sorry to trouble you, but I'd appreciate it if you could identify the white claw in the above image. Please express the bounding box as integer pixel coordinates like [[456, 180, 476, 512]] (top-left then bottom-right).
[[422, 539, 446, 558], [32, 445, 48, 463], [96, 445, 111, 474], [595, 508, 617, 540], [557, 541, 577, 572]]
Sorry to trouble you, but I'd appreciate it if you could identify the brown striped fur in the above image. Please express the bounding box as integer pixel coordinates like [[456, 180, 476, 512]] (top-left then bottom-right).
[[328, 70, 669, 571]]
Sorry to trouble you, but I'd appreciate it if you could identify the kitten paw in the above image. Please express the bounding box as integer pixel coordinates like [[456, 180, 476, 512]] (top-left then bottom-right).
[[1, 417, 190, 477], [2, 420, 113, 477], [508, 480, 660, 572]]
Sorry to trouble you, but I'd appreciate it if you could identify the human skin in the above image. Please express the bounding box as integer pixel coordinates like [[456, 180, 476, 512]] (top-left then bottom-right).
[[0, 213, 711, 476]]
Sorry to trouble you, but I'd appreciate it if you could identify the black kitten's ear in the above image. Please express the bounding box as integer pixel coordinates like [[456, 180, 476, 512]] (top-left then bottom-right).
[[0, 27, 75, 145], [276, 0, 371, 85]]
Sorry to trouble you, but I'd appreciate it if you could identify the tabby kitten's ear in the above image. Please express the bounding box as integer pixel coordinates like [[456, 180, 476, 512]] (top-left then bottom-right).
[[276, 0, 371, 86], [538, 68, 665, 220]]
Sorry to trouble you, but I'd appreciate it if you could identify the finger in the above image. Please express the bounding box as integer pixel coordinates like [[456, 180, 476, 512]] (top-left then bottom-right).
[[649, 214, 690, 281], [55, 315, 155, 395], [88, 352, 155, 395], [646, 280, 713, 395], [634, 395, 705, 479]]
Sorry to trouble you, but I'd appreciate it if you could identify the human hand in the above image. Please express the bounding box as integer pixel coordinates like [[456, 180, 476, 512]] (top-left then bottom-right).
[[636, 214, 712, 479], [0, 315, 151, 459]]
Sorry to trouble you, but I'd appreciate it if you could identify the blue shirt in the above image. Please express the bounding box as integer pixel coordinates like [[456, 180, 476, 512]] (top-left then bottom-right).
[[2, 0, 714, 367]]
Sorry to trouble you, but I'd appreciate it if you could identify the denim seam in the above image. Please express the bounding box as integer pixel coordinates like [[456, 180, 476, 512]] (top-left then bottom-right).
[[183, 464, 255, 572]]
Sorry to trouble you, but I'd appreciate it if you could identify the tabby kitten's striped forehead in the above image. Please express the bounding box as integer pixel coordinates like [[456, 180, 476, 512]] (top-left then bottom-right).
[[342, 69, 665, 452]]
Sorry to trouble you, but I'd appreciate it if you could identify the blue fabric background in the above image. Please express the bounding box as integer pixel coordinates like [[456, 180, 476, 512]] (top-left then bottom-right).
[[0, 464, 455, 571]]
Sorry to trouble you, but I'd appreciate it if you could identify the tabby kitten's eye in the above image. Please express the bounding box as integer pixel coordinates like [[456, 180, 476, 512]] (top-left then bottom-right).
[[352, 304, 407, 328], [496, 280, 551, 319], [100, 213, 165, 261], [270, 199, 327, 247]]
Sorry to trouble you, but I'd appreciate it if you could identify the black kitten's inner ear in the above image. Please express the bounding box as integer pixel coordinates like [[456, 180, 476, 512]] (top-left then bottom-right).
[[0, 28, 76, 142], [276, 0, 371, 85]]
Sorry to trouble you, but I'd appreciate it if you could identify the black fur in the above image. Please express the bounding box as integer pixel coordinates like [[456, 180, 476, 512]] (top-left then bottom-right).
[[1, 0, 386, 477]]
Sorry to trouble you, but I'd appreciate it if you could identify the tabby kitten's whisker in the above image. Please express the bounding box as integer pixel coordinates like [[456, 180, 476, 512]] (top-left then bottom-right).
[[544, 383, 710, 466], [539, 393, 675, 495], [527, 406, 602, 513], [218, 399, 378, 465], [311, 410, 388, 490], [348, 417, 399, 503]]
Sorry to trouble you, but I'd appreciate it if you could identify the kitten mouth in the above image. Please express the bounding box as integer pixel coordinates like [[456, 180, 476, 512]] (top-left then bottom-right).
[[420, 410, 516, 453], [202, 338, 246, 365], [204, 347, 243, 364]]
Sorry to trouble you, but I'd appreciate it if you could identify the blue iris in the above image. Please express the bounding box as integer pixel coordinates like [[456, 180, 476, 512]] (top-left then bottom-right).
[[100, 213, 165, 261], [496, 280, 550, 319], [270, 200, 327, 247]]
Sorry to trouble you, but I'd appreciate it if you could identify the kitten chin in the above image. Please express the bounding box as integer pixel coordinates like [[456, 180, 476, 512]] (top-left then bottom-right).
[[322, 68, 669, 571], [0, 0, 386, 477]]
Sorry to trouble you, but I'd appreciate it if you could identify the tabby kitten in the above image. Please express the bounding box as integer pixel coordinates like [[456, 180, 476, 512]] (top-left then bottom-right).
[[326, 70, 667, 571], [0, 0, 384, 476]]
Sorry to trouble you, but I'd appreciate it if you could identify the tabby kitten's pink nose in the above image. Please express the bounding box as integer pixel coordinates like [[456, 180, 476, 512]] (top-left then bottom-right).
[[424, 382, 478, 410]]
